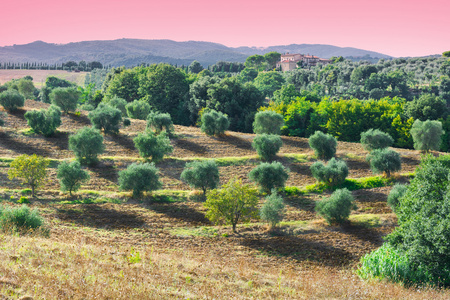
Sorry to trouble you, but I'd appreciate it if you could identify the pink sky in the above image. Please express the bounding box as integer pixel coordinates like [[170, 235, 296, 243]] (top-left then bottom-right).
[[1, 0, 449, 57]]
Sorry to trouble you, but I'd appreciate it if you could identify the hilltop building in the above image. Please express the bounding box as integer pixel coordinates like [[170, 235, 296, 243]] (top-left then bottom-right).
[[276, 53, 332, 71]]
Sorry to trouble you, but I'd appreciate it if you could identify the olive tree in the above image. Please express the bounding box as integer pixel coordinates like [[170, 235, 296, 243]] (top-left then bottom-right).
[[24, 105, 61, 136], [310, 158, 348, 187], [126, 100, 151, 120], [252, 134, 283, 161], [180, 160, 220, 197], [366, 148, 401, 177], [0, 89, 25, 112], [253, 110, 284, 135], [315, 188, 357, 225], [260, 190, 285, 229], [360, 129, 394, 151], [410, 119, 444, 152], [201, 109, 229, 136], [118, 162, 162, 198], [133, 131, 173, 162], [57, 161, 90, 196], [69, 127, 104, 165], [50, 87, 80, 113], [248, 162, 289, 193], [309, 131, 337, 160], [88, 103, 122, 134], [147, 111, 174, 135]]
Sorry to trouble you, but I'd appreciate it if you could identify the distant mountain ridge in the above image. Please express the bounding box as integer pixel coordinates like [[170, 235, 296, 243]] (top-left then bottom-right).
[[0, 39, 393, 67]]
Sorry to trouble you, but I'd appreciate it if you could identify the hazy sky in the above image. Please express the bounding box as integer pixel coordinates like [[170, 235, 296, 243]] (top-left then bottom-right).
[[2, 0, 449, 57]]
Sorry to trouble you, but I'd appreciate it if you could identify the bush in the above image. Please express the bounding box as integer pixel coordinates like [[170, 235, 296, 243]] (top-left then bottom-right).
[[108, 96, 127, 115], [201, 109, 229, 136], [366, 148, 401, 177], [118, 162, 162, 198], [0, 205, 44, 232], [180, 160, 220, 197], [252, 134, 283, 161], [410, 119, 444, 152], [24, 105, 61, 137], [253, 110, 284, 135], [123, 118, 131, 127], [133, 131, 173, 162], [205, 177, 259, 232], [49, 87, 80, 113], [126, 100, 151, 120], [360, 129, 394, 151], [88, 103, 122, 134], [260, 190, 285, 228], [68, 127, 104, 165], [8, 154, 49, 197], [404, 94, 448, 121], [310, 158, 349, 187], [79, 103, 95, 111], [57, 161, 90, 196], [387, 184, 408, 212], [248, 162, 289, 193], [315, 188, 356, 224], [0, 89, 25, 112], [147, 111, 174, 135], [308, 131, 337, 160]]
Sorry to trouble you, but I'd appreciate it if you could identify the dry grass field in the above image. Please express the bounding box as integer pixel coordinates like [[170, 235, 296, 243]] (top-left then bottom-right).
[[0, 70, 87, 88], [0, 100, 448, 299]]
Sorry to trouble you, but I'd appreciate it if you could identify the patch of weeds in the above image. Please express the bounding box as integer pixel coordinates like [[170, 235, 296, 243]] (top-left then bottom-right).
[[0, 204, 48, 235], [18, 128, 35, 136], [126, 247, 142, 264], [17, 196, 30, 204], [349, 214, 381, 228], [170, 226, 219, 237], [57, 198, 95, 205], [341, 176, 393, 191], [93, 197, 122, 204], [214, 156, 257, 167], [20, 189, 32, 196], [283, 153, 310, 163]]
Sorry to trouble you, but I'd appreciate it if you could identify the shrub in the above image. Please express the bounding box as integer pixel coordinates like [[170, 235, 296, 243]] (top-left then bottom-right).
[[68, 127, 104, 165], [308, 131, 337, 160], [260, 190, 285, 228], [366, 148, 401, 177], [133, 131, 173, 162], [24, 105, 61, 136], [126, 100, 151, 120], [123, 118, 131, 127], [0, 89, 25, 112], [253, 110, 285, 135], [310, 158, 348, 187], [205, 177, 259, 232], [17, 196, 30, 204], [108, 96, 127, 115], [88, 103, 122, 134], [49, 87, 80, 113], [201, 109, 229, 136], [315, 188, 356, 225], [252, 134, 283, 161], [248, 162, 289, 193], [180, 160, 220, 197], [147, 111, 174, 135], [57, 161, 90, 196], [387, 184, 408, 213], [360, 129, 394, 151], [404, 94, 448, 121], [8, 154, 49, 197], [410, 119, 444, 152], [118, 162, 162, 198], [0, 205, 44, 232], [79, 103, 95, 111]]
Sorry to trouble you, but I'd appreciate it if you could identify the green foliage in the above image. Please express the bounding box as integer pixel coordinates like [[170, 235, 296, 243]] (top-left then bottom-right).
[[201, 109, 229, 136], [57, 161, 90, 196], [0, 205, 44, 232], [17, 79, 36, 99], [253, 71, 285, 97], [0, 89, 25, 112], [147, 111, 174, 135], [404, 94, 448, 121], [360, 129, 394, 151], [308, 131, 337, 160], [443, 51, 450, 58], [410, 119, 444, 152], [188, 60, 203, 74], [387, 184, 408, 213], [180, 160, 220, 196], [133, 131, 173, 162], [69, 127, 104, 165], [248, 162, 289, 193], [260, 190, 285, 228], [252, 134, 283, 161], [88, 103, 122, 134], [123, 118, 131, 127], [204, 178, 259, 232], [49, 87, 80, 113], [118, 162, 162, 198], [8, 154, 49, 197], [310, 158, 349, 187], [24, 105, 61, 137], [17, 196, 30, 204], [107, 96, 128, 115], [315, 188, 356, 225], [366, 148, 401, 177], [253, 110, 284, 135], [126, 100, 151, 120]]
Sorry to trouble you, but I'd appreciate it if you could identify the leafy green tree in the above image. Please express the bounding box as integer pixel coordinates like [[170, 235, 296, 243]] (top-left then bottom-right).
[[238, 67, 258, 83], [443, 51, 450, 58], [245, 54, 266, 71], [360, 129, 394, 151], [387, 184, 408, 213], [201, 109, 229, 136], [366, 148, 401, 177], [405, 94, 448, 121], [253, 71, 285, 98], [17, 79, 36, 99], [309, 131, 337, 160], [118, 162, 162, 198], [107, 96, 128, 115], [253, 110, 285, 135], [8, 154, 49, 197], [252, 134, 283, 161], [310, 158, 348, 187], [45, 76, 75, 89], [272, 84, 301, 104], [180, 160, 220, 197], [0, 89, 25, 112], [88, 103, 122, 134], [126, 100, 151, 120], [204, 177, 259, 232], [263, 52, 281, 70], [188, 60, 204, 74], [104, 67, 144, 102], [410, 119, 444, 152], [24, 105, 61, 137], [50, 87, 80, 113], [69, 127, 104, 165], [351, 65, 378, 84], [315, 188, 357, 225], [248, 162, 289, 193], [57, 161, 90, 196], [133, 131, 173, 162], [260, 190, 285, 229], [147, 111, 174, 135]]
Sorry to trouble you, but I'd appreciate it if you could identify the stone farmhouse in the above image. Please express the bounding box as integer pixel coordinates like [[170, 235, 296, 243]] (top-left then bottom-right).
[[276, 53, 332, 71]]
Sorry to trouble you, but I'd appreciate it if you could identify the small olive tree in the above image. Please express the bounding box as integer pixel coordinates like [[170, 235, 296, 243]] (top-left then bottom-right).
[[366, 148, 401, 177], [248, 162, 289, 193], [57, 161, 90, 196], [252, 134, 283, 161], [133, 131, 173, 162], [24, 105, 61, 136], [50, 87, 80, 113], [387, 184, 408, 213], [309, 131, 337, 160], [147, 111, 174, 135], [108, 96, 128, 115], [88, 103, 122, 134], [253, 110, 285, 135], [180, 160, 220, 197], [0, 89, 25, 112], [310, 158, 348, 188], [126, 100, 151, 120], [201, 110, 229, 136], [260, 190, 285, 229], [360, 129, 394, 151], [315, 188, 357, 225], [8, 154, 49, 197], [410, 119, 444, 152], [69, 127, 104, 165], [118, 162, 162, 198]]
